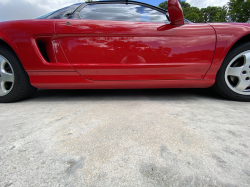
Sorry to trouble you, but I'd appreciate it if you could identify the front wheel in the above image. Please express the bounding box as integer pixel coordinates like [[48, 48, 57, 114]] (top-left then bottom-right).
[[0, 45, 37, 103], [214, 42, 250, 101]]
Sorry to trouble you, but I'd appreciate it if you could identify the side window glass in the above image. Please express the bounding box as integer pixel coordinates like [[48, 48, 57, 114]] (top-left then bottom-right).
[[79, 4, 169, 23]]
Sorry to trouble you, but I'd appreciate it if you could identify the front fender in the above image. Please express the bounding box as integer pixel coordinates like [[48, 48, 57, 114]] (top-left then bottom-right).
[[205, 23, 250, 80]]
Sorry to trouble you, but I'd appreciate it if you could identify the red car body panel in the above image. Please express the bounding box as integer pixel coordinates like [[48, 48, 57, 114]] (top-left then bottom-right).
[[56, 20, 216, 81], [28, 71, 215, 89], [168, 0, 185, 25], [205, 23, 250, 79], [0, 20, 75, 72], [0, 18, 250, 89]]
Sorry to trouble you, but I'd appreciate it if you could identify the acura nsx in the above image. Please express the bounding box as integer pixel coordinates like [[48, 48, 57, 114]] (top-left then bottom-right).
[[1, 0, 250, 102]]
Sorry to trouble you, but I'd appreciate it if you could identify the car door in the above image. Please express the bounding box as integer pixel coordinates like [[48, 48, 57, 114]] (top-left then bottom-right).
[[56, 2, 216, 81]]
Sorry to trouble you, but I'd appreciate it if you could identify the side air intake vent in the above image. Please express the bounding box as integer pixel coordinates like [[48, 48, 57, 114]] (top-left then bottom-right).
[[36, 40, 50, 62]]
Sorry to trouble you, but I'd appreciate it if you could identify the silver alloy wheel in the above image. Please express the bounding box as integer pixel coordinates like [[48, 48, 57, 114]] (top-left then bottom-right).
[[225, 50, 250, 95], [0, 55, 15, 96]]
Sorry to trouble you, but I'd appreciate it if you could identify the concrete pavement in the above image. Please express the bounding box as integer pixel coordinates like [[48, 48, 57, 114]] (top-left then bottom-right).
[[0, 88, 249, 187]]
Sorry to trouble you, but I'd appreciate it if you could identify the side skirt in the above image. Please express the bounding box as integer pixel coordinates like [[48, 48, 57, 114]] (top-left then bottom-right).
[[28, 71, 215, 89]]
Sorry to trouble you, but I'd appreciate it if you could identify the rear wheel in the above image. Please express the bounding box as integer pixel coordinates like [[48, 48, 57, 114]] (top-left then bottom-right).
[[214, 42, 250, 101], [0, 45, 37, 103]]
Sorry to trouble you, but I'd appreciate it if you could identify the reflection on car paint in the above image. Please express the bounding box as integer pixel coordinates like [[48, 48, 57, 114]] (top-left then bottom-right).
[[56, 20, 216, 80]]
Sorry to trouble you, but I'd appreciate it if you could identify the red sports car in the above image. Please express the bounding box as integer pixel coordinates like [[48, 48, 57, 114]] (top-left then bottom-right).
[[0, 0, 250, 102]]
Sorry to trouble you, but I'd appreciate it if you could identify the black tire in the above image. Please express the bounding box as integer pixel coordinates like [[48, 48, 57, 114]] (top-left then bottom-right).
[[0, 45, 37, 103], [213, 42, 250, 101]]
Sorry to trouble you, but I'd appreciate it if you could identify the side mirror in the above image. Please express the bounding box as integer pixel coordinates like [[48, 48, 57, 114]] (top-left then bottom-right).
[[168, 0, 184, 25]]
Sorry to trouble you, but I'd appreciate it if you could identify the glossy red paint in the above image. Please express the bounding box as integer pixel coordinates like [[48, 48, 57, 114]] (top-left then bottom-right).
[[0, 20, 74, 72], [56, 20, 215, 81], [205, 23, 250, 80], [1, 13, 250, 89], [168, 0, 184, 25], [28, 71, 215, 89]]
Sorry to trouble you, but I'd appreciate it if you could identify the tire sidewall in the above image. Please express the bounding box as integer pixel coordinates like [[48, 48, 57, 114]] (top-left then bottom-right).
[[216, 42, 250, 101], [0, 46, 26, 102]]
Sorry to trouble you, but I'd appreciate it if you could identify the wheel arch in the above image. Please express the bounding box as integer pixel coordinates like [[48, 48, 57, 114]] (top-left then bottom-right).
[[0, 37, 32, 83], [0, 38, 21, 65], [205, 30, 250, 80], [227, 33, 250, 54]]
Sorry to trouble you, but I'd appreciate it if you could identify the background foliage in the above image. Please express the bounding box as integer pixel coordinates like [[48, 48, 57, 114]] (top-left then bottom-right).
[[158, 0, 250, 23]]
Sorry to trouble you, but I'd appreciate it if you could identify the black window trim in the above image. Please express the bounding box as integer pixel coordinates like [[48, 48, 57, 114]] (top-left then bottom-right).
[[68, 1, 192, 23], [36, 3, 82, 19], [85, 1, 168, 14], [69, 0, 169, 20]]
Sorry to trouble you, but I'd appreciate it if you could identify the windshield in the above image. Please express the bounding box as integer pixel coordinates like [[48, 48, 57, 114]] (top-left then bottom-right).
[[36, 10, 59, 19], [36, 3, 81, 19]]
